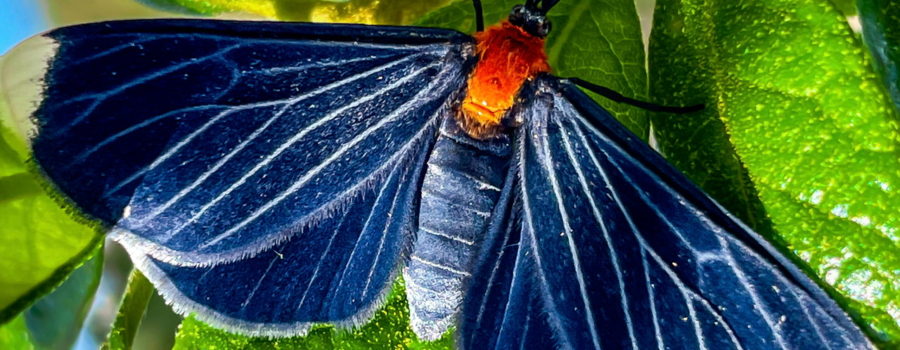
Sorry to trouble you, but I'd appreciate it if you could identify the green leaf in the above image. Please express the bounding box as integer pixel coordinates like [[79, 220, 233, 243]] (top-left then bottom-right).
[[24, 247, 103, 350], [830, 0, 858, 17], [649, 0, 900, 346], [135, 0, 263, 16], [134, 0, 454, 25], [0, 64, 103, 324], [133, 0, 232, 15], [859, 0, 900, 111], [173, 280, 453, 349], [0, 316, 33, 350], [416, 0, 650, 139], [0, 122, 26, 179], [104, 270, 155, 350], [44, 0, 177, 26]]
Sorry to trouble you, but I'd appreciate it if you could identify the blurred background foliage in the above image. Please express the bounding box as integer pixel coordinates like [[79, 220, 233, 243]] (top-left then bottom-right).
[[0, 0, 897, 349], [45, 0, 458, 26]]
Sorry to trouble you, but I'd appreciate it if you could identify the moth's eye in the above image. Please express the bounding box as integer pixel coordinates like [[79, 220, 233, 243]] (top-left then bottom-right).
[[539, 20, 552, 36], [510, 4, 527, 20]]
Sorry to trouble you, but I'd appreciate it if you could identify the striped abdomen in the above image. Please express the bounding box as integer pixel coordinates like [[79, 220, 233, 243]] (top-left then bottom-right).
[[403, 118, 511, 339]]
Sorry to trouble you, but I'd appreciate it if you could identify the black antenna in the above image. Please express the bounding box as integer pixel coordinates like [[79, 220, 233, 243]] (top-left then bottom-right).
[[567, 77, 704, 113], [473, 0, 484, 32], [539, 0, 561, 14]]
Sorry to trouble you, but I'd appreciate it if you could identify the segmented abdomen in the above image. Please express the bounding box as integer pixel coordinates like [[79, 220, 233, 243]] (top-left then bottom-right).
[[403, 117, 511, 339]]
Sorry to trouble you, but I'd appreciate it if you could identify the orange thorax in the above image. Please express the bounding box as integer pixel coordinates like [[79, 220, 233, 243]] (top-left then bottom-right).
[[460, 21, 550, 138]]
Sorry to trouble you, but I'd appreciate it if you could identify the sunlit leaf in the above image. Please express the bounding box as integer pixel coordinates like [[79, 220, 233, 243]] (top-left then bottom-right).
[[135, 0, 455, 24], [45, 0, 179, 27], [0, 316, 33, 350], [103, 270, 154, 350], [831, 0, 858, 17], [649, 0, 900, 346], [136, 0, 268, 16]]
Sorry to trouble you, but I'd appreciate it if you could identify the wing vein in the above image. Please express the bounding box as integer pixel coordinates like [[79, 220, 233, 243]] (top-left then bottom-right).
[[535, 116, 602, 349], [136, 53, 431, 228], [239, 256, 280, 310], [555, 115, 638, 349], [140, 103, 440, 266], [361, 170, 407, 297], [471, 192, 520, 330], [717, 237, 790, 349], [496, 242, 526, 342], [193, 61, 441, 250], [72, 104, 229, 165], [101, 98, 287, 198], [58, 45, 241, 134], [67, 37, 149, 66], [294, 205, 356, 314], [791, 290, 834, 349], [572, 116, 750, 349], [328, 163, 399, 307], [579, 113, 807, 349], [518, 131, 575, 349], [580, 113, 788, 349], [568, 119, 714, 350], [520, 302, 532, 350], [253, 54, 391, 75], [196, 61, 443, 250], [640, 248, 666, 350]]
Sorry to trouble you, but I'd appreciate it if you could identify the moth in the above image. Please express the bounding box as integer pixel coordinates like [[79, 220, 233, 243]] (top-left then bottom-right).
[[6, 0, 872, 348]]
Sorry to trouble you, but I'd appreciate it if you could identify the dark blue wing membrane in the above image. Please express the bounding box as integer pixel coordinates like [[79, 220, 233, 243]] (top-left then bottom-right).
[[126, 130, 435, 336], [31, 19, 473, 265], [460, 76, 872, 349], [458, 162, 556, 350]]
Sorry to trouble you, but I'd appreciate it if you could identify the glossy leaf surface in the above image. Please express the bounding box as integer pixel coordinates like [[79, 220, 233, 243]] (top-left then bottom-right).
[[104, 270, 154, 350], [650, 0, 900, 345], [0, 316, 32, 350]]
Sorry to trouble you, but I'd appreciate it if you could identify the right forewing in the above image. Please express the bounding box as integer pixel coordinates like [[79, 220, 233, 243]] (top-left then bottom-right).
[[459, 77, 872, 349]]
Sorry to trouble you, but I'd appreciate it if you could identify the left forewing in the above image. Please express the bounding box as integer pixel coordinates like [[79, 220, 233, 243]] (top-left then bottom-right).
[[21, 20, 474, 265]]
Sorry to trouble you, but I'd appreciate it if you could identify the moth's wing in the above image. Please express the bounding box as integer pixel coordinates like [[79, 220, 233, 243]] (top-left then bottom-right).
[[458, 160, 556, 349], [122, 130, 435, 336], [22, 19, 474, 265], [459, 76, 873, 349]]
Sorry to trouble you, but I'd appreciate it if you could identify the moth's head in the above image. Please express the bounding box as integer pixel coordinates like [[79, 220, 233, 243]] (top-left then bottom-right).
[[508, 1, 555, 38]]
